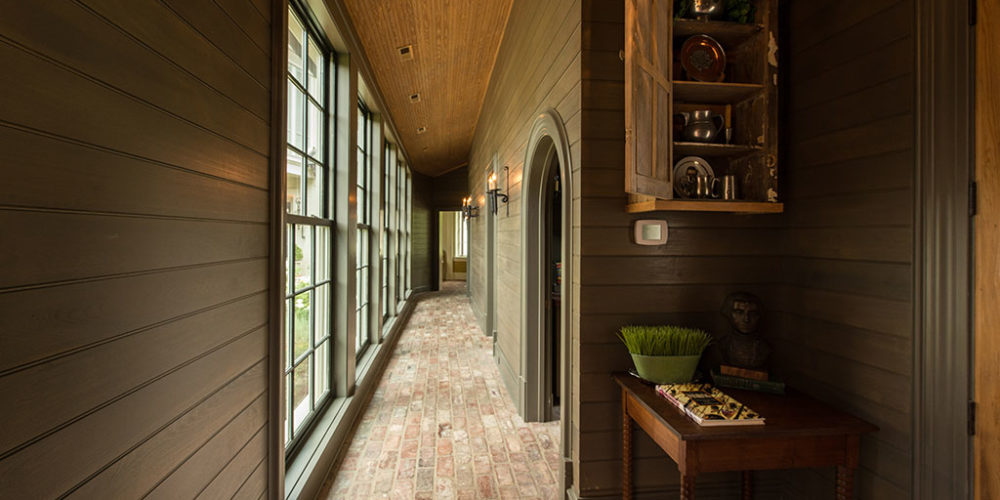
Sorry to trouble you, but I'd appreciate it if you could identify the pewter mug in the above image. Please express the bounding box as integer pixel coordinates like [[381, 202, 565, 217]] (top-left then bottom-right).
[[680, 110, 725, 143], [695, 174, 719, 199], [721, 175, 738, 201]]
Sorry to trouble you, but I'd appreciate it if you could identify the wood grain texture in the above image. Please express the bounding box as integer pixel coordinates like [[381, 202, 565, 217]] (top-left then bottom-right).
[[975, 0, 1000, 497], [342, 0, 514, 175], [0, 1, 272, 497]]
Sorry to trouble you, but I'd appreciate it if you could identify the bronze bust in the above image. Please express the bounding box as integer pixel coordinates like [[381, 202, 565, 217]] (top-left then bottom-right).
[[719, 292, 771, 369]]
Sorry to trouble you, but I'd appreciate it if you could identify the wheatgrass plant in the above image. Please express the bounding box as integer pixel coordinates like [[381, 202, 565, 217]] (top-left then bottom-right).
[[618, 325, 711, 356]]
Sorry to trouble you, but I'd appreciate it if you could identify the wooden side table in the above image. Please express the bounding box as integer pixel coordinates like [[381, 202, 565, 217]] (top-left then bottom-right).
[[614, 373, 878, 499]]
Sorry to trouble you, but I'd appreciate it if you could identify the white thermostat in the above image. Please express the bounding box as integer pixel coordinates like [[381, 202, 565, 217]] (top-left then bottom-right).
[[633, 219, 668, 245]]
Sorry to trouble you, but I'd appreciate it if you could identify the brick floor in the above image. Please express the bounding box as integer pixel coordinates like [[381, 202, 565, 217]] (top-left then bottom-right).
[[319, 282, 561, 499]]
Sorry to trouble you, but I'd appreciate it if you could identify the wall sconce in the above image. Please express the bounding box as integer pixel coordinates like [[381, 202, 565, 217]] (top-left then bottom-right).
[[487, 166, 510, 216], [461, 196, 479, 218]]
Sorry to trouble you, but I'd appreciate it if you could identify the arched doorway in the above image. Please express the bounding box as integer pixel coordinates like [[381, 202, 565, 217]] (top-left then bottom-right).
[[520, 109, 573, 491]]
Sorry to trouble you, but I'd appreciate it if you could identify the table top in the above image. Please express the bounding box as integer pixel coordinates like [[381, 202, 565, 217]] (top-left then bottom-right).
[[613, 372, 878, 442]]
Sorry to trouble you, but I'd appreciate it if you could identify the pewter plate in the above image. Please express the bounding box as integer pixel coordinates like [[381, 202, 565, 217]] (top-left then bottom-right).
[[673, 156, 715, 199]]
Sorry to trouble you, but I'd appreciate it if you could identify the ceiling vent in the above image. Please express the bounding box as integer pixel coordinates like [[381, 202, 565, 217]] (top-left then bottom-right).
[[416, 126, 427, 134], [409, 93, 421, 103], [397, 45, 414, 61]]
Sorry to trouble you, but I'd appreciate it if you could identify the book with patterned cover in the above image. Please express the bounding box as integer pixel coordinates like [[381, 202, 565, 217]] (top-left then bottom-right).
[[655, 383, 765, 426]]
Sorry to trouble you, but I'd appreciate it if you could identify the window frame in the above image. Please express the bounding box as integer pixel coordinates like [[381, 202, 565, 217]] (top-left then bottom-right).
[[355, 99, 374, 360], [284, 2, 337, 457]]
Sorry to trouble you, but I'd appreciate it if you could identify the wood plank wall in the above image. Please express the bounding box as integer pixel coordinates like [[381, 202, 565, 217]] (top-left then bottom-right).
[[466, 0, 583, 427], [774, 1, 915, 498], [412, 171, 435, 292], [0, 1, 273, 498]]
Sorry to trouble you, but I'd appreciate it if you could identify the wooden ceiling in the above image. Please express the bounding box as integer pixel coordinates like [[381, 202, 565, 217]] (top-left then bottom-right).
[[343, 0, 514, 176]]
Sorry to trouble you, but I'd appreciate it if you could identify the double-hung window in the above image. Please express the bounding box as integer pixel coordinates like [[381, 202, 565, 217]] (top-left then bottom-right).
[[355, 101, 373, 359], [455, 212, 468, 258], [285, 5, 334, 452], [380, 143, 392, 325]]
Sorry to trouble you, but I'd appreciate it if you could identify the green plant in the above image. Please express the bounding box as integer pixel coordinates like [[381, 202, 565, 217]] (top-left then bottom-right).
[[724, 0, 755, 24], [618, 325, 712, 356]]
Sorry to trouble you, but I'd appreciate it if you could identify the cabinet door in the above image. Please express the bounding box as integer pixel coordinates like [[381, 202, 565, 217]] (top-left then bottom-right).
[[625, 0, 673, 199]]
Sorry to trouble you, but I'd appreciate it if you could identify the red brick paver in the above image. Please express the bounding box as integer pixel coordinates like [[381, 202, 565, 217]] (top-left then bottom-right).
[[319, 282, 561, 499]]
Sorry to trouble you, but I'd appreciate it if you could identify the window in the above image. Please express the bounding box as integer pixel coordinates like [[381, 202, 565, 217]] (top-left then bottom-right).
[[381, 142, 392, 324], [454, 212, 468, 258], [285, 5, 334, 452], [405, 170, 412, 294], [395, 161, 405, 304], [355, 101, 373, 359]]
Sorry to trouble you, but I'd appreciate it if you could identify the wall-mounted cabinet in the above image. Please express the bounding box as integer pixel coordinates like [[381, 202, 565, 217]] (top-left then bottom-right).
[[624, 0, 781, 214]]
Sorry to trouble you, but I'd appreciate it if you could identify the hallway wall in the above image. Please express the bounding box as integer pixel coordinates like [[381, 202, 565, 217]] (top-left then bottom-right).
[[466, 0, 582, 428], [771, 1, 916, 497], [0, 0, 274, 497]]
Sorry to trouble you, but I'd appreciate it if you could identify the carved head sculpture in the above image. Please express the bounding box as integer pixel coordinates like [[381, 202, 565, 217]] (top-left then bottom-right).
[[721, 292, 762, 336]]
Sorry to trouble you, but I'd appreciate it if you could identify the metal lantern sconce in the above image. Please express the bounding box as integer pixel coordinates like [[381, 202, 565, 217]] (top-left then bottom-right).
[[487, 166, 510, 216], [461, 196, 479, 218]]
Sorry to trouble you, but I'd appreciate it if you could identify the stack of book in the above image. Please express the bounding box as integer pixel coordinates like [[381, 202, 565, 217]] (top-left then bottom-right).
[[655, 383, 765, 426], [711, 365, 786, 395]]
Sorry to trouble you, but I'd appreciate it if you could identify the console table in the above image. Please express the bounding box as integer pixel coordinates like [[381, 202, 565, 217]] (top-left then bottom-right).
[[613, 373, 878, 499]]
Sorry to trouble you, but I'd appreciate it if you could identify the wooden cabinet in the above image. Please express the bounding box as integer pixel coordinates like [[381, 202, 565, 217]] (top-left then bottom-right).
[[624, 0, 782, 214]]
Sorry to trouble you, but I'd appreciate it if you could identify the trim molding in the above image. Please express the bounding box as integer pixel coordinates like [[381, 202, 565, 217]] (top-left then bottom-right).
[[914, 0, 974, 497], [267, 1, 289, 497]]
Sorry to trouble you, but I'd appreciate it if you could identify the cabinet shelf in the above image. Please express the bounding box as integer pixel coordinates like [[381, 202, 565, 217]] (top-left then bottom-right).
[[626, 199, 784, 214], [673, 19, 763, 46], [674, 142, 761, 157], [673, 81, 764, 104]]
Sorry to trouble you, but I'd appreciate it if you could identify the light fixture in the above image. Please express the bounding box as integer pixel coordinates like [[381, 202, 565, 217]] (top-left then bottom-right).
[[461, 196, 479, 218], [487, 166, 510, 216]]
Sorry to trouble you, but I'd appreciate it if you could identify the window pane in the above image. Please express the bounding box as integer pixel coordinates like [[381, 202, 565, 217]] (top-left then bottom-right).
[[292, 357, 310, 432], [315, 284, 330, 343], [285, 372, 293, 443], [315, 341, 330, 398], [285, 224, 294, 295], [307, 100, 324, 160], [285, 298, 294, 369], [288, 82, 305, 150], [316, 226, 330, 281], [288, 11, 305, 83], [293, 291, 311, 360], [307, 159, 324, 218], [294, 225, 312, 289], [287, 148, 304, 215], [306, 35, 324, 100]]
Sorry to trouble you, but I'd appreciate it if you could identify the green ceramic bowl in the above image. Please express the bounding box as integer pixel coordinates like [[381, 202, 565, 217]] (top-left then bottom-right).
[[630, 353, 701, 384]]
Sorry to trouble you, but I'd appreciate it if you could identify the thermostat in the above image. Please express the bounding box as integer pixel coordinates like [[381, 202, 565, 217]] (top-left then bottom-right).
[[633, 219, 668, 245]]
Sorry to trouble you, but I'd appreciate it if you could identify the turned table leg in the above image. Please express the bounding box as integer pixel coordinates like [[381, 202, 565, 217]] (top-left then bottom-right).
[[680, 472, 696, 500], [741, 470, 753, 500], [622, 391, 633, 500], [836, 465, 855, 500]]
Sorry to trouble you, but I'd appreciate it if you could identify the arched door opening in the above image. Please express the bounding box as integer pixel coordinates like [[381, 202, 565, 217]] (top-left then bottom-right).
[[520, 109, 574, 493]]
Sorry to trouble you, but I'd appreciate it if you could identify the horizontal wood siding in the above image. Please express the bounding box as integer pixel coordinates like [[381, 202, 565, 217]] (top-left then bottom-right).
[[466, 0, 583, 430], [0, 1, 273, 498], [774, 1, 915, 498], [412, 171, 435, 292]]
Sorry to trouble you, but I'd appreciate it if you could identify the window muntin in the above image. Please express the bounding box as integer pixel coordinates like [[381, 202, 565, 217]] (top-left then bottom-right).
[[355, 101, 373, 359], [285, 5, 334, 453], [381, 142, 392, 324]]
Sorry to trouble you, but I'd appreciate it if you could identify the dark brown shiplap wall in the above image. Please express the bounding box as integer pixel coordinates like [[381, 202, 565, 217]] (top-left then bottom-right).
[[466, 0, 582, 428], [411, 171, 435, 292], [0, 1, 272, 498], [432, 166, 469, 210], [772, 1, 915, 498]]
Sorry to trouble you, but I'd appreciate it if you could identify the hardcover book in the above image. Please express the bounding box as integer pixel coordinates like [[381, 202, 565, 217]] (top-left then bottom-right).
[[656, 383, 765, 426]]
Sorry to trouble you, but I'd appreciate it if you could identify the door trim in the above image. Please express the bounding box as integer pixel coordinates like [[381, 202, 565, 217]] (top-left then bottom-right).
[[914, 0, 974, 497]]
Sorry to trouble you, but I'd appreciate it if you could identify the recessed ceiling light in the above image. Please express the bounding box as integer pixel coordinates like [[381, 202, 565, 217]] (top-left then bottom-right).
[[416, 126, 427, 134], [397, 45, 414, 61]]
